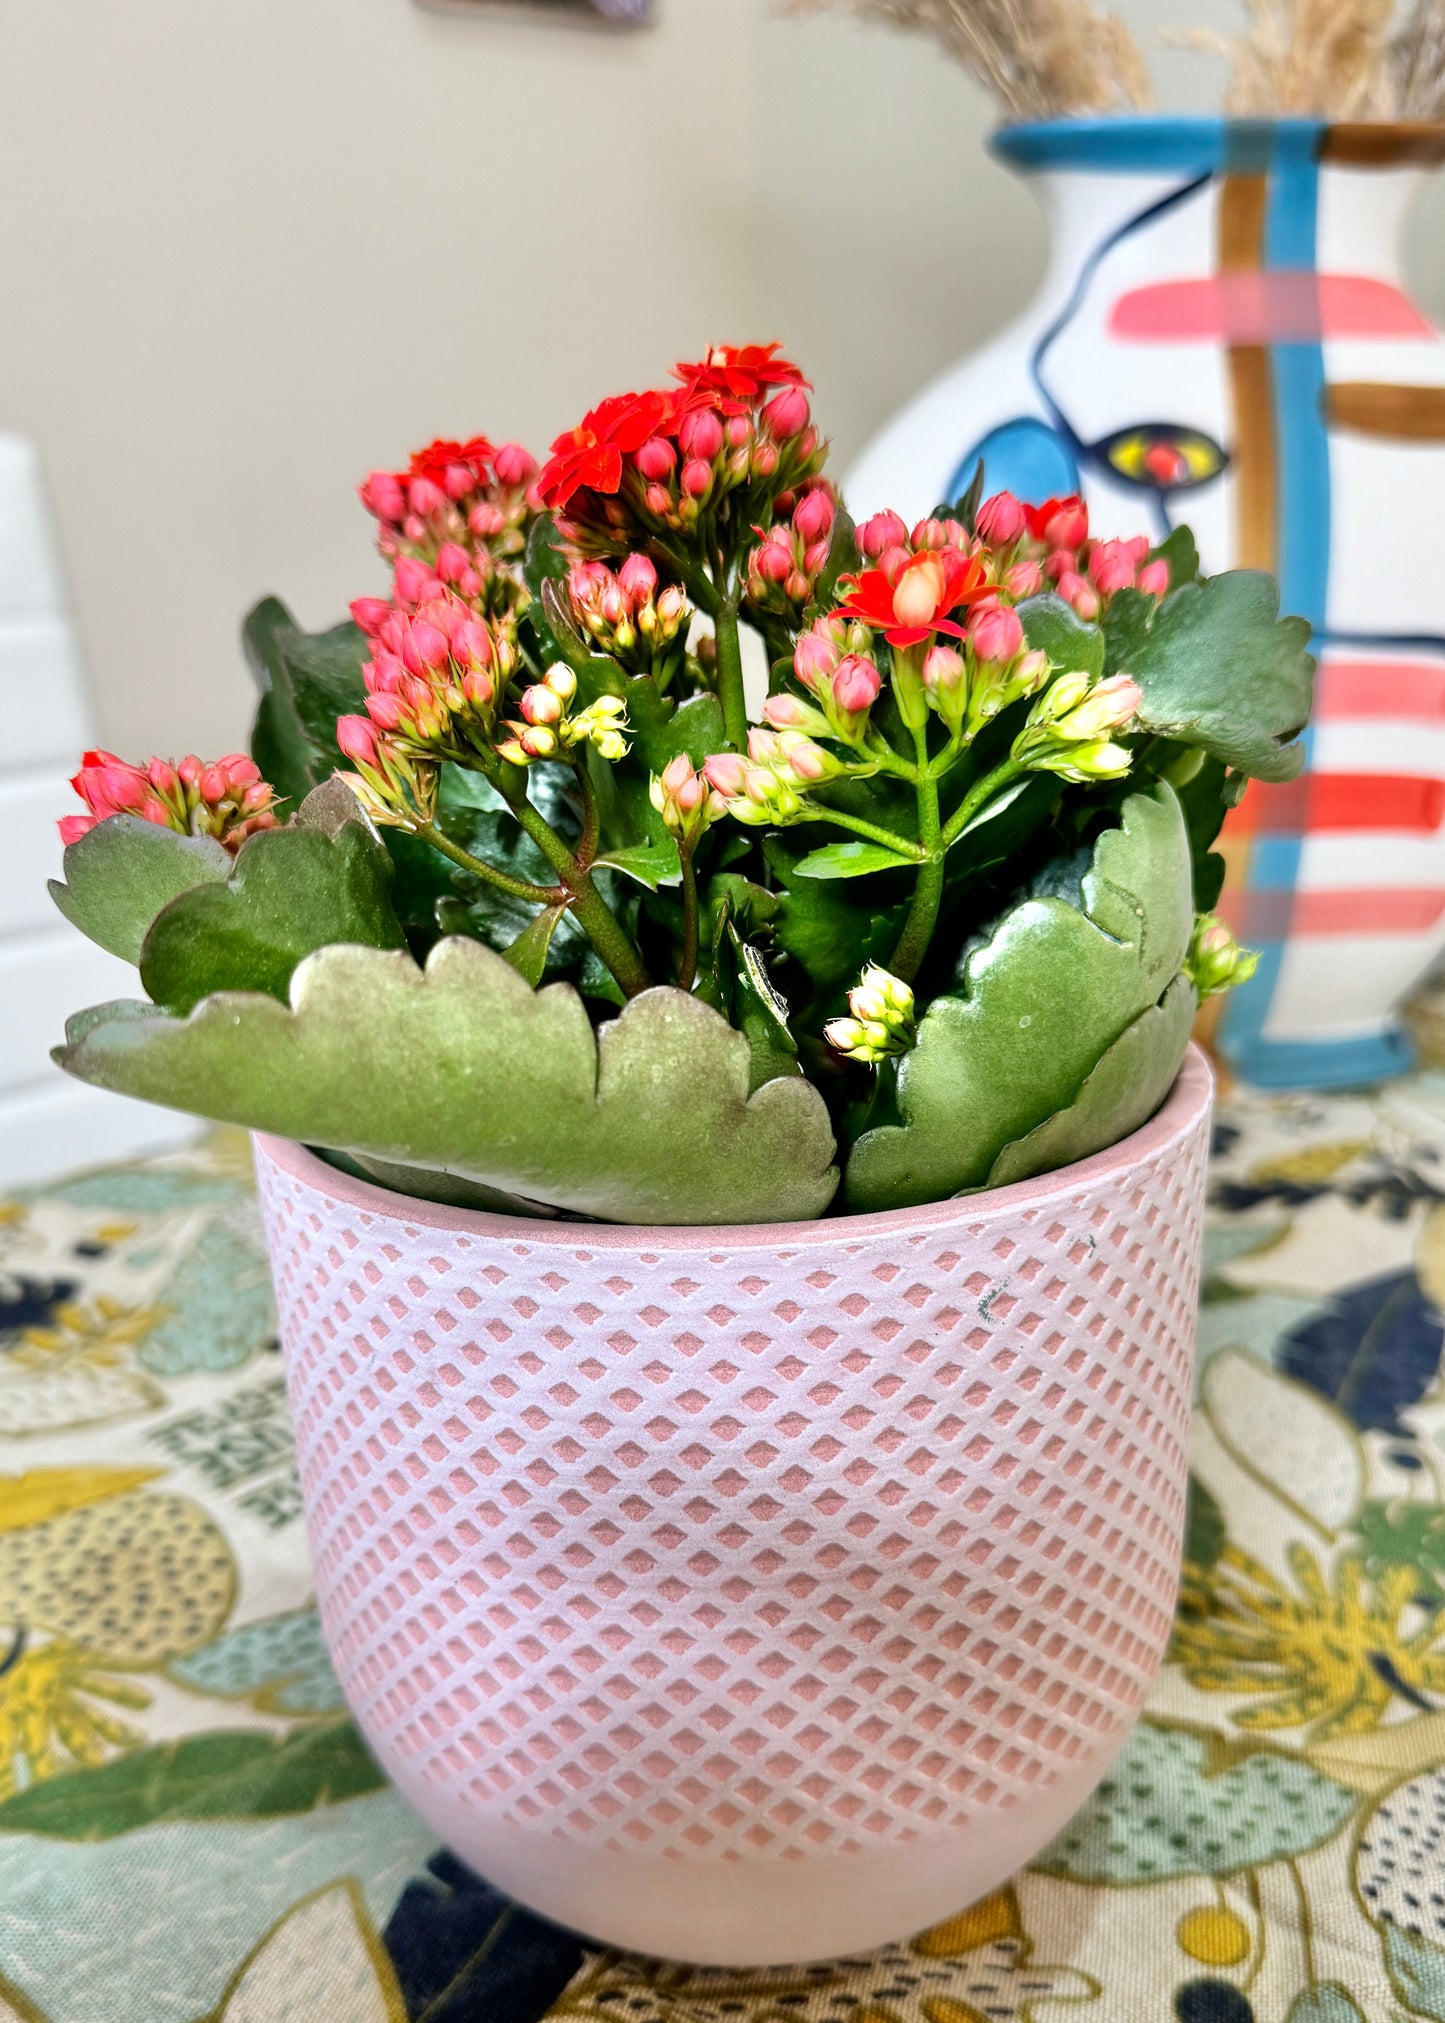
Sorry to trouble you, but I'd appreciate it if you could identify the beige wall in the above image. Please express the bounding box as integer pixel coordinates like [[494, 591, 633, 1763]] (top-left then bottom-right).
[[3, 0, 1444, 757]]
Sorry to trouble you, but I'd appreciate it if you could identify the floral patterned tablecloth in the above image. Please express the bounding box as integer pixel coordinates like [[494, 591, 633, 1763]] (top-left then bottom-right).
[[5, 1083, 1445, 2023]]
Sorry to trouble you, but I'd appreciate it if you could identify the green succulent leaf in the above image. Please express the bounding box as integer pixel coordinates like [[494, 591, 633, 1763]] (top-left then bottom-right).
[[49, 817, 232, 964], [57, 939, 839, 1224], [138, 821, 406, 1017], [1120, 570, 1315, 781], [1017, 592, 1106, 679], [985, 972, 1195, 1188], [501, 903, 567, 986], [766, 838, 910, 1010], [844, 783, 1193, 1210], [791, 841, 922, 880], [245, 597, 369, 809]]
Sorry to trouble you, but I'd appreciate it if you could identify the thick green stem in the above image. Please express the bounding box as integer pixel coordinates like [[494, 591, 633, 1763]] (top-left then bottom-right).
[[888, 727, 945, 984], [677, 851, 700, 994], [939, 760, 1025, 849], [499, 775, 653, 998], [414, 822, 561, 906], [797, 806, 925, 857], [713, 601, 750, 752]]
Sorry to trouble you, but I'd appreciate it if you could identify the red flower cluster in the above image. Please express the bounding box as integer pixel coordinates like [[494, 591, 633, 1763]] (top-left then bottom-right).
[[976, 491, 1171, 620], [836, 542, 992, 650], [350, 592, 515, 752], [61, 751, 278, 852], [538, 391, 677, 511], [672, 342, 808, 412]]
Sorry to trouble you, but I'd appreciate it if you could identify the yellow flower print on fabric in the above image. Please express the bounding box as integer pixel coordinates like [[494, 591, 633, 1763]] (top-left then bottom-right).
[[1173, 1542, 1445, 1742], [0, 1639, 149, 1799]]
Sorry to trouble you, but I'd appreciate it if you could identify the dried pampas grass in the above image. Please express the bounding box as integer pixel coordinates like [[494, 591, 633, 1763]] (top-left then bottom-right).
[[791, 0, 1445, 122], [782, 0, 1153, 118]]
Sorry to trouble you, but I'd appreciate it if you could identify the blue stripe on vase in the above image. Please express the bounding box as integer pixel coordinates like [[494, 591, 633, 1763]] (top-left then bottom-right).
[[992, 116, 1325, 176]]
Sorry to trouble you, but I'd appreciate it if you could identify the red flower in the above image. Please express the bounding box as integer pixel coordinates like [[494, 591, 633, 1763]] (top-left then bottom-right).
[[407, 436, 495, 489], [672, 343, 809, 413], [1023, 494, 1089, 549], [538, 391, 678, 509], [835, 549, 992, 649]]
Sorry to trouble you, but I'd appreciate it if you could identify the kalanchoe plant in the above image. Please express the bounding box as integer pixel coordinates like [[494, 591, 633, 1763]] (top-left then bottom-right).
[[50, 344, 1314, 1225]]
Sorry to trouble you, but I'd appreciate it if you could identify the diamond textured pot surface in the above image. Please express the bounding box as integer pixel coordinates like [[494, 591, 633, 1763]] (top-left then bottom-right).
[[254, 1046, 1212, 1965]]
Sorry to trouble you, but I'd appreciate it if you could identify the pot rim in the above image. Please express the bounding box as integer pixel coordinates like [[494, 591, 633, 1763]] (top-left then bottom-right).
[[253, 1042, 1213, 1254]]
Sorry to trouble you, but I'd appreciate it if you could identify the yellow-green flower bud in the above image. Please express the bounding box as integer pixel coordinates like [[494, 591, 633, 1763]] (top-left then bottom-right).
[[825, 965, 916, 1063], [1187, 913, 1260, 998]]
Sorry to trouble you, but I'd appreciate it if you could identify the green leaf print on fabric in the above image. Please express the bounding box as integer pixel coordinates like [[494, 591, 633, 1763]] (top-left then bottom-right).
[[1034, 1723, 1356, 1883], [1284, 1988, 1367, 2023], [0, 1720, 382, 1838], [138, 1205, 276, 1376], [1382, 1923, 1445, 2020]]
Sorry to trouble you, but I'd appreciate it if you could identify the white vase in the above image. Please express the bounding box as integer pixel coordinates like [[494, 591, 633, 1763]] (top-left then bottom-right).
[[850, 117, 1445, 1090]]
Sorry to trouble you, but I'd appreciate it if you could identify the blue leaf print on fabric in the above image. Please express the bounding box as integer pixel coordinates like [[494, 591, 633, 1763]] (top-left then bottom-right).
[[383, 1850, 584, 2023], [1277, 1270, 1444, 1435]]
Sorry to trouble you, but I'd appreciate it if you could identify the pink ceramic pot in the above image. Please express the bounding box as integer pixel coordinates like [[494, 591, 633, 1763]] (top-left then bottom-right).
[[254, 1045, 1212, 1966]]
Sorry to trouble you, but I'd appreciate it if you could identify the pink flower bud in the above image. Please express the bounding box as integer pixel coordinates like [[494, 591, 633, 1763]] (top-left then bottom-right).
[[750, 442, 779, 480], [364, 690, 406, 732], [394, 555, 439, 606], [164, 757, 194, 794], [803, 540, 830, 576], [794, 628, 841, 689], [407, 476, 446, 518], [785, 569, 811, 602], [703, 752, 747, 797], [618, 553, 658, 604], [1044, 548, 1076, 582], [657, 585, 687, 625], [878, 545, 912, 584], [435, 542, 471, 586], [763, 386, 810, 440], [1088, 540, 1139, 595], [1003, 559, 1043, 600], [922, 644, 965, 695], [680, 409, 724, 462], [1056, 571, 1101, 621], [644, 482, 673, 515], [402, 620, 450, 674], [858, 510, 909, 560], [726, 415, 753, 450], [832, 654, 882, 714], [468, 501, 506, 539], [519, 723, 558, 759], [681, 458, 714, 500], [359, 471, 405, 524], [453, 618, 493, 668], [520, 685, 564, 727], [783, 738, 829, 782], [492, 442, 537, 486], [403, 514, 428, 545], [337, 714, 382, 765], [794, 487, 834, 544], [350, 596, 393, 636], [976, 492, 1026, 545], [1137, 559, 1170, 597], [461, 668, 494, 710], [755, 533, 793, 585], [968, 602, 1024, 665], [762, 692, 813, 729], [635, 436, 677, 480]]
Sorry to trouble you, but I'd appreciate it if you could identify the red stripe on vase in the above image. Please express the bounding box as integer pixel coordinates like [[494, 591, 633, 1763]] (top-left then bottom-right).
[[1232, 774, 1445, 834], [1109, 273, 1432, 344], [1220, 886, 1445, 938]]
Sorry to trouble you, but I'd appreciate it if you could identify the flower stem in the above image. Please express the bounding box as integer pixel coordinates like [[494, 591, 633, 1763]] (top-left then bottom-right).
[[677, 851, 700, 993], [939, 760, 1024, 848], [713, 601, 750, 751], [797, 806, 925, 857], [414, 822, 562, 906], [499, 777, 653, 998], [888, 727, 945, 984]]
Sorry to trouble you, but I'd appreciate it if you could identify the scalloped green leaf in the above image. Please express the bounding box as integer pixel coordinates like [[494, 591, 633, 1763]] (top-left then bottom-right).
[[49, 817, 233, 964], [985, 972, 1196, 1188], [843, 783, 1193, 1211], [1121, 569, 1315, 781], [56, 940, 839, 1224], [1017, 592, 1106, 679], [792, 841, 921, 880], [138, 822, 407, 1016]]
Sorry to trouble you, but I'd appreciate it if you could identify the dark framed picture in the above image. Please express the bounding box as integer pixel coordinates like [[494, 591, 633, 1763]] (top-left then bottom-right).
[[424, 0, 653, 18]]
